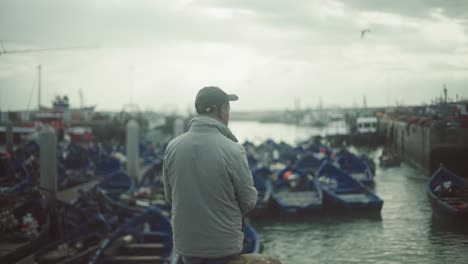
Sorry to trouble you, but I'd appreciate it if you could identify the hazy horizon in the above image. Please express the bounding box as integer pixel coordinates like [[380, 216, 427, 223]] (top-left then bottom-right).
[[1, 0, 468, 112]]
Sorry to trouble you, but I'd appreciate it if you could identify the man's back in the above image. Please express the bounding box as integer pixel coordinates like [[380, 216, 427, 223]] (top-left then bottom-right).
[[163, 116, 257, 258]]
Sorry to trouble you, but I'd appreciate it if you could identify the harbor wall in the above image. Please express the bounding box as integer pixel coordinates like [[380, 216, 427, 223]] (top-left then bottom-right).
[[378, 118, 468, 176]]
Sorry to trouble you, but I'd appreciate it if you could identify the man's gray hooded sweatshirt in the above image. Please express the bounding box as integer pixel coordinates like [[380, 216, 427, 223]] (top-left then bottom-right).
[[163, 116, 257, 258]]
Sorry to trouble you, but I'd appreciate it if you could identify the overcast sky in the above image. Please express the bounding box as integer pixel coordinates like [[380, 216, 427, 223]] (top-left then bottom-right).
[[1, 0, 467, 112]]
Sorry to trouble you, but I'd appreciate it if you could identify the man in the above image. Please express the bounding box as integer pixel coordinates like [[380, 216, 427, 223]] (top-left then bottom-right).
[[163, 86, 258, 264]]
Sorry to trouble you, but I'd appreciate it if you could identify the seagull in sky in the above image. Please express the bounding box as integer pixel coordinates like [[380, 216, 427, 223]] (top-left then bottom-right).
[[361, 29, 371, 39]]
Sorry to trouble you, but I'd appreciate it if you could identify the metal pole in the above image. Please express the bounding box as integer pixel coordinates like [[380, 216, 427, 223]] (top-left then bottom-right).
[[126, 120, 139, 182]]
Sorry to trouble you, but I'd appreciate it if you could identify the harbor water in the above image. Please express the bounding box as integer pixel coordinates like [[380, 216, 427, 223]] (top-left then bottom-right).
[[230, 121, 468, 264]]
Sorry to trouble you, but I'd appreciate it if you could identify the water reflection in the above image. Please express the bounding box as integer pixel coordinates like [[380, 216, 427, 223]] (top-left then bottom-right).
[[427, 217, 468, 264]]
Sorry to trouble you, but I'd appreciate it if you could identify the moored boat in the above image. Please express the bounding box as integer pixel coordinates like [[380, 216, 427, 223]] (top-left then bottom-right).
[[427, 166, 468, 221], [248, 167, 273, 217], [294, 151, 325, 175], [316, 161, 383, 212], [96, 170, 135, 200], [335, 150, 375, 184], [271, 167, 323, 214]]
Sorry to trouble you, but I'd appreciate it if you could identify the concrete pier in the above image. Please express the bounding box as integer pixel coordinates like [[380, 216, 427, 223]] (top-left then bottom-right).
[[378, 118, 468, 176]]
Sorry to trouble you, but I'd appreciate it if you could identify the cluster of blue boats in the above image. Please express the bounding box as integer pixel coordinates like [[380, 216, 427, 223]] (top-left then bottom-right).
[[243, 140, 383, 216], [247, 140, 468, 222], [0, 140, 260, 263]]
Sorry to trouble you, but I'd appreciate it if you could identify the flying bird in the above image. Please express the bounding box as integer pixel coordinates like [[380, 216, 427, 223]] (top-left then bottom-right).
[[361, 29, 371, 39]]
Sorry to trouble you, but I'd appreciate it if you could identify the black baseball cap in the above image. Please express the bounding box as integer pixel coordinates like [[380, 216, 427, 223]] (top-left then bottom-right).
[[195, 86, 238, 114]]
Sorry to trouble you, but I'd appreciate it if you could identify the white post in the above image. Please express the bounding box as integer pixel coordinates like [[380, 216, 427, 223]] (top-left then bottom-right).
[[6, 121, 13, 153], [126, 120, 139, 182], [173, 118, 185, 137], [39, 126, 57, 208]]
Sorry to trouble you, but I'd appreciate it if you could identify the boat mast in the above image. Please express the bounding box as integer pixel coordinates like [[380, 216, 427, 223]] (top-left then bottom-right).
[[38, 64, 42, 110]]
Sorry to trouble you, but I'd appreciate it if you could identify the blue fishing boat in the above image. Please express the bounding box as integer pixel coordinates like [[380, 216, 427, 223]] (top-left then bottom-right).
[[335, 150, 374, 184], [316, 161, 383, 212], [96, 170, 135, 200], [427, 166, 468, 221], [242, 223, 261, 254], [246, 154, 258, 170], [303, 143, 332, 158], [274, 141, 297, 163], [88, 208, 173, 264], [294, 151, 325, 175], [249, 167, 273, 217], [94, 154, 123, 176], [271, 167, 323, 214]]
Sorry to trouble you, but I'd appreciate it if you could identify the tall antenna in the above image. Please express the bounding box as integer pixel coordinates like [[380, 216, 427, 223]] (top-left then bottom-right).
[[443, 84, 448, 104]]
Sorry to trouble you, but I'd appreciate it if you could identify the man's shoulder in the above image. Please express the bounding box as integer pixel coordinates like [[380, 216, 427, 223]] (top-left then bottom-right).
[[219, 138, 245, 156], [165, 133, 188, 153]]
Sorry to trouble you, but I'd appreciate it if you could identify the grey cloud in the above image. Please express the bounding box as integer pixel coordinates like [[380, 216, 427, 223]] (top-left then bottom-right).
[[1, 0, 467, 111], [344, 0, 468, 20], [0, 0, 245, 48]]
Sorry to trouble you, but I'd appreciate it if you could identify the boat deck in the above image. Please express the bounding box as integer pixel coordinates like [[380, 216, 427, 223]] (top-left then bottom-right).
[[337, 193, 373, 203], [274, 190, 320, 207]]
